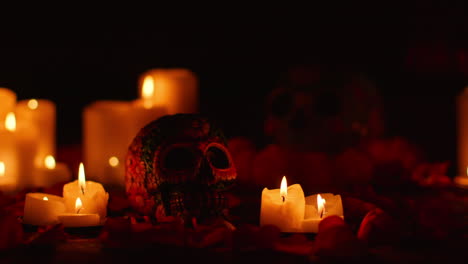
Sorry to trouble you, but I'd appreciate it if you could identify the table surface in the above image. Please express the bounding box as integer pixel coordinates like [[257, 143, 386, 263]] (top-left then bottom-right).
[[1, 186, 467, 264]]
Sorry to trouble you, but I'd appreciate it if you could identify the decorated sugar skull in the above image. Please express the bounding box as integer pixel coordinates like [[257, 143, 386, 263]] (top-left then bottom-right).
[[264, 66, 384, 153], [125, 114, 237, 222]]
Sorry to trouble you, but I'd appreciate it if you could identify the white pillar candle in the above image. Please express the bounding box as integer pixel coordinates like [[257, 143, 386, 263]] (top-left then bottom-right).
[[34, 155, 72, 187], [62, 163, 108, 223], [302, 193, 344, 233], [57, 197, 100, 227], [83, 101, 134, 185], [457, 86, 468, 175], [0, 113, 18, 192], [15, 122, 38, 189], [16, 99, 56, 167], [23, 193, 65, 226], [138, 68, 198, 114], [83, 100, 166, 187], [260, 176, 305, 232], [0, 88, 16, 130]]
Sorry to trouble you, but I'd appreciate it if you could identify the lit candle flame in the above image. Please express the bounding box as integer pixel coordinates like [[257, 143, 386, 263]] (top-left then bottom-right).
[[27, 99, 39, 110], [280, 176, 287, 202], [142, 75, 154, 108], [43, 196, 48, 201], [0, 162, 5, 177], [466, 167, 468, 177], [78, 162, 86, 195], [44, 155, 56, 169], [108, 156, 119, 167], [5, 112, 16, 132], [317, 194, 326, 218], [75, 197, 83, 214]]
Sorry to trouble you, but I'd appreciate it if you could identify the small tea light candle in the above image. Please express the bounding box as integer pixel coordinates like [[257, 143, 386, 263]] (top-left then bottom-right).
[[260, 176, 305, 232], [302, 193, 344, 233], [57, 197, 100, 227], [23, 193, 65, 226], [62, 163, 108, 225]]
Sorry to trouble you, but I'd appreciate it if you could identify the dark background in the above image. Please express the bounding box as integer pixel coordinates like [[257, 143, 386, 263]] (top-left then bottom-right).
[[0, 7, 467, 174]]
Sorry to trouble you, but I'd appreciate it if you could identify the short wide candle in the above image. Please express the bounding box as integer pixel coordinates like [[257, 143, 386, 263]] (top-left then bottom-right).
[[260, 176, 305, 232], [302, 193, 344, 233], [58, 197, 100, 227], [23, 193, 65, 226]]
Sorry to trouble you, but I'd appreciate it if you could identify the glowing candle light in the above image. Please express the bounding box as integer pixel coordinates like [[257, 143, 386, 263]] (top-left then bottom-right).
[[62, 163, 108, 224], [138, 68, 198, 114], [108, 156, 119, 167], [78, 162, 87, 194], [57, 196, 100, 228], [5, 112, 16, 132], [280, 176, 287, 202], [34, 155, 71, 188], [27, 99, 38, 110], [45, 155, 56, 169], [142, 75, 155, 109], [260, 176, 305, 232], [0, 88, 16, 130], [317, 194, 326, 218], [302, 193, 343, 233]]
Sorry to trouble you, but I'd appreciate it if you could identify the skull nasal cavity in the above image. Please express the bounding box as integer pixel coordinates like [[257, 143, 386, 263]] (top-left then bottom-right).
[[206, 147, 230, 169], [164, 147, 196, 170]]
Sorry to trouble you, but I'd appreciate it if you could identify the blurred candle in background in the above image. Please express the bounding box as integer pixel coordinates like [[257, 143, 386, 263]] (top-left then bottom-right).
[[83, 101, 134, 186], [16, 99, 56, 167], [34, 155, 72, 187], [0, 88, 16, 130], [138, 68, 198, 114], [62, 163, 108, 223], [0, 112, 18, 192], [457, 86, 468, 176], [83, 97, 166, 187]]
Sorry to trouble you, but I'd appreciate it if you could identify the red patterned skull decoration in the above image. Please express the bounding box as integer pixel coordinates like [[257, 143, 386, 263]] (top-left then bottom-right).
[[125, 114, 237, 223]]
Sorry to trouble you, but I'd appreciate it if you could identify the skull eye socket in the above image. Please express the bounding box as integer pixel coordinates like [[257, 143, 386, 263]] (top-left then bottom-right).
[[206, 146, 230, 169], [163, 147, 197, 170]]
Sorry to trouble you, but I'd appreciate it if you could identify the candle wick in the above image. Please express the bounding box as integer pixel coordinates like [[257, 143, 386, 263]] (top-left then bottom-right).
[[282, 195, 285, 203], [77, 207, 82, 214], [81, 186, 85, 195]]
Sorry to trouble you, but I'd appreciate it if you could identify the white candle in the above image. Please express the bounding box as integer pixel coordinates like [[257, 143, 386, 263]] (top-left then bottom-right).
[[23, 193, 65, 226], [260, 176, 305, 232], [138, 68, 198, 114], [16, 99, 56, 168], [302, 193, 344, 233], [0, 112, 18, 192], [57, 197, 100, 227], [83, 101, 134, 185], [62, 163, 108, 223], [34, 155, 72, 187], [457, 86, 468, 175], [0, 88, 16, 130], [83, 100, 166, 187]]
